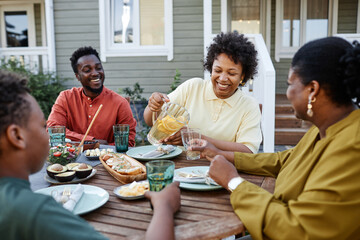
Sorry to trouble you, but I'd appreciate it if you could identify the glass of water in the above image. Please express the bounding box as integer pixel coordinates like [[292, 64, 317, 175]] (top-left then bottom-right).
[[146, 160, 175, 192], [113, 124, 130, 152], [181, 128, 201, 160], [48, 126, 66, 147]]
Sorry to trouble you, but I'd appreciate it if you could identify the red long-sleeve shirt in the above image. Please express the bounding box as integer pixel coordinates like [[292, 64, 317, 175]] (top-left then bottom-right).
[[47, 87, 136, 146]]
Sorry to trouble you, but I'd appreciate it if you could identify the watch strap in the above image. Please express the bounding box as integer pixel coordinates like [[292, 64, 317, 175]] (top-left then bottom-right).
[[227, 176, 244, 192]]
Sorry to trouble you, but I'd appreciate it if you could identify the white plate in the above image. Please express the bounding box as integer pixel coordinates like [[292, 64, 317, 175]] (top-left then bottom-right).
[[44, 169, 96, 185], [35, 184, 109, 215], [113, 180, 149, 200], [174, 166, 223, 191], [126, 145, 182, 161]]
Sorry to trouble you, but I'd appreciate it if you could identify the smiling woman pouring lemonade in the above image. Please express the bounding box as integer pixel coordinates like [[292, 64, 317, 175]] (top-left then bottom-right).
[[144, 32, 262, 153]]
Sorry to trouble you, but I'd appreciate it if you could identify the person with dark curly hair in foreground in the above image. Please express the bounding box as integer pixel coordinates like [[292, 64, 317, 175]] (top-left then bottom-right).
[[192, 37, 360, 240], [144, 32, 262, 153], [0, 70, 180, 240], [47, 46, 136, 145]]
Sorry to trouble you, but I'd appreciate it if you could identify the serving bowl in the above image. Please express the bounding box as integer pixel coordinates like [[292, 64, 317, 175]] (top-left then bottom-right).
[[73, 140, 100, 151], [99, 153, 146, 184]]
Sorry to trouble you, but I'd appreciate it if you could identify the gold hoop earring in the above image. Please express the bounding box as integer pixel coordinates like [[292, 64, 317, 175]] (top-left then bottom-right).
[[239, 78, 245, 86], [307, 96, 316, 117]]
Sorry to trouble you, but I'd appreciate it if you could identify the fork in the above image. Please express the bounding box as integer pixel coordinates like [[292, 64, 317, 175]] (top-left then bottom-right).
[[63, 187, 71, 196], [61, 187, 71, 204]]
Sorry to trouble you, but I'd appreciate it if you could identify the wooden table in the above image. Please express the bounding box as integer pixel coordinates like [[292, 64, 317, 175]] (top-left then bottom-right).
[[83, 152, 275, 240]]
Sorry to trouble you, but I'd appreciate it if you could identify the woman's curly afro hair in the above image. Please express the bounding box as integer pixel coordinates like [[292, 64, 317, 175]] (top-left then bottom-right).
[[204, 32, 258, 84]]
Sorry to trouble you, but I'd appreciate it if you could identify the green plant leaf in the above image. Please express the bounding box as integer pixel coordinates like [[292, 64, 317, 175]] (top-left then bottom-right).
[[0, 58, 69, 119], [168, 69, 182, 93]]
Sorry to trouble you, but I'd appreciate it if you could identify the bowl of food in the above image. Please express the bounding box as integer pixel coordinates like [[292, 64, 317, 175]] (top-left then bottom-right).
[[114, 180, 149, 200], [84, 148, 114, 160], [73, 140, 100, 151], [48, 143, 80, 165], [99, 152, 146, 184]]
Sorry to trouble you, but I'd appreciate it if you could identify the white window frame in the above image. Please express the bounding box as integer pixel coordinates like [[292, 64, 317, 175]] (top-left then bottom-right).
[[0, 3, 37, 48], [99, 0, 173, 62], [275, 0, 336, 61], [357, 0, 360, 33]]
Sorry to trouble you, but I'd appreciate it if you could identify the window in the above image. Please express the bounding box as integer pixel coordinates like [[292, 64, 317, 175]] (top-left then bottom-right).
[[5, 11, 29, 47], [275, 0, 334, 61], [0, 4, 36, 48], [227, 0, 271, 52], [231, 0, 261, 34], [113, 0, 134, 44], [99, 0, 173, 61]]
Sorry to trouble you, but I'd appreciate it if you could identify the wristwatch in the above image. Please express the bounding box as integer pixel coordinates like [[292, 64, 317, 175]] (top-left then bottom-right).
[[227, 176, 244, 192]]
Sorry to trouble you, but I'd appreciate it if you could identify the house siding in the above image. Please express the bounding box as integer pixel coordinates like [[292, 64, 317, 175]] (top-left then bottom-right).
[[212, 0, 221, 33], [338, 0, 358, 33], [34, 3, 42, 46], [54, 0, 204, 96]]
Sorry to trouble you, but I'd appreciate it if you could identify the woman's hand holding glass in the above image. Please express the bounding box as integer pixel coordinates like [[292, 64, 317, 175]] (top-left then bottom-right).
[[189, 139, 221, 159]]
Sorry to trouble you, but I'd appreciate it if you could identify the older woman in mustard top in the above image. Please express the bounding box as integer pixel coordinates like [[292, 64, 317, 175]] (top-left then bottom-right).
[[193, 37, 360, 239]]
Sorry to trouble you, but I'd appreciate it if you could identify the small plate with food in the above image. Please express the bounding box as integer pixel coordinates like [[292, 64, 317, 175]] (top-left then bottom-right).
[[113, 180, 149, 200], [72, 140, 100, 151], [84, 148, 114, 160]]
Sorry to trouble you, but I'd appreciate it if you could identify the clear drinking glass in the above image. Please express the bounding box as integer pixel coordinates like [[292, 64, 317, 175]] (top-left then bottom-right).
[[181, 128, 201, 160], [146, 160, 175, 192]]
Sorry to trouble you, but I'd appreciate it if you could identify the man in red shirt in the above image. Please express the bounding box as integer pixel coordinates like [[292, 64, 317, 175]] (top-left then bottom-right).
[[47, 46, 136, 145]]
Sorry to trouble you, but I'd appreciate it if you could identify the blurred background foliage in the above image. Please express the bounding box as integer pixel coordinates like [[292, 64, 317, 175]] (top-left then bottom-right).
[[119, 69, 183, 146], [0, 59, 69, 119]]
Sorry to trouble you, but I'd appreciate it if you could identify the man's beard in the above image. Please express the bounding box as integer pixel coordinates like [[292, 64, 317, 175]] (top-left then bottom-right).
[[84, 84, 104, 94]]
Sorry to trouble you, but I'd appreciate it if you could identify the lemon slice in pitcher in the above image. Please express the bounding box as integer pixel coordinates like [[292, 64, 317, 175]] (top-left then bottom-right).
[[162, 115, 186, 132], [157, 121, 171, 134]]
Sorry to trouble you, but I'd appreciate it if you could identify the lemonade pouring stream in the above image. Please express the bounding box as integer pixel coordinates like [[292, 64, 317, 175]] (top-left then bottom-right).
[[147, 102, 190, 146]]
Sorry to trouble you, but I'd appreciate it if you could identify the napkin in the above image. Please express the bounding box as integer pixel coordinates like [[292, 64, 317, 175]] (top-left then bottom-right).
[[140, 145, 176, 158], [174, 171, 206, 183], [52, 184, 84, 212], [174, 171, 219, 186]]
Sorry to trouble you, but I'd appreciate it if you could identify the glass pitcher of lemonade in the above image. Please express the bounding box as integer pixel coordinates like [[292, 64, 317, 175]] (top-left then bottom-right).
[[147, 102, 190, 146]]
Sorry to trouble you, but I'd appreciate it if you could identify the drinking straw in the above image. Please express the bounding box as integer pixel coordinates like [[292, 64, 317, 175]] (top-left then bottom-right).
[[76, 104, 103, 155]]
